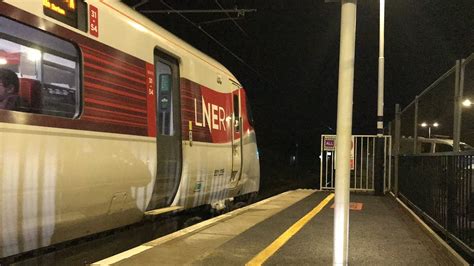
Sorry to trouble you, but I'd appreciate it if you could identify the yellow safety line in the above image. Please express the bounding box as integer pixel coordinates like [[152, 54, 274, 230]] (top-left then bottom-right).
[[246, 193, 335, 266]]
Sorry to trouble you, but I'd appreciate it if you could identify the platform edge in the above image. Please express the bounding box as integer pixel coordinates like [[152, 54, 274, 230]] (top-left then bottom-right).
[[92, 189, 318, 265], [391, 192, 469, 266]]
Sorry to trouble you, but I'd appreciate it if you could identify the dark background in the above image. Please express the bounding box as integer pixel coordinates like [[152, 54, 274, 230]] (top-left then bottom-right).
[[123, 0, 473, 192]]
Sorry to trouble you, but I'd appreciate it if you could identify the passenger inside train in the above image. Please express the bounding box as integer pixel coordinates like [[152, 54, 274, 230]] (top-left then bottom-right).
[[0, 68, 19, 110], [0, 16, 80, 118]]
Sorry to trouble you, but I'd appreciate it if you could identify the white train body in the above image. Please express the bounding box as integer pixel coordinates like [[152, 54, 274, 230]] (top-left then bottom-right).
[[0, 0, 259, 257]]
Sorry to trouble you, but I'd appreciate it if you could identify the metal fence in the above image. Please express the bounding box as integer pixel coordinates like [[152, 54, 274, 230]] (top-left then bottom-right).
[[320, 135, 391, 192], [394, 53, 474, 154], [399, 152, 473, 257], [389, 52, 474, 261]]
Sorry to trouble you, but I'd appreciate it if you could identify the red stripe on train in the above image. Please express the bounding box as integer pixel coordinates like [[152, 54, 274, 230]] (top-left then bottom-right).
[[84, 72, 145, 93], [85, 81, 147, 101], [85, 89, 146, 109], [85, 98, 147, 113], [82, 115, 147, 128], [84, 62, 146, 85], [81, 45, 145, 72], [83, 53, 145, 79], [86, 106, 148, 121]]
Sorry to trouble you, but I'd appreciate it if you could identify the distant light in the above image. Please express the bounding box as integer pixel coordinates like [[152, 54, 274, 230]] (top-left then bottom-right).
[[462, 99, 472, 107], [128, 20, 148, 32], [433, 122, 439, 127], [421, 122, 428, 127], [0, 58, 6, 65], [27, 49, 41, 61], [68, 0, 75, 9]]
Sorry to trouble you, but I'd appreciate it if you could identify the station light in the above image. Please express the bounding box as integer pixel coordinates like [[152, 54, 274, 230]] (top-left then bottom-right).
[[420, 122, 438, 138], [462, 99, 472, 107], [0, 58, 7, 65], [27, 49, 41, 61]]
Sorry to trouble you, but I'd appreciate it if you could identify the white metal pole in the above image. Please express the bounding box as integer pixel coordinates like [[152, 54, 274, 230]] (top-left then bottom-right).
[[333, 0, 357, 265], [453, 60, 462, 151], [377, 0, 385, 136]]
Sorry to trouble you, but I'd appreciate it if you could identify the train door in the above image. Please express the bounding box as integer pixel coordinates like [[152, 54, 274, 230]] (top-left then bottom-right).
[[148, 50, 182, 210], [230, 86, 243, 188]]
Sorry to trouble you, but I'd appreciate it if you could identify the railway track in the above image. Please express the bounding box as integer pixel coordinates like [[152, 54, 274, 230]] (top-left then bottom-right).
[[1, 211, 189, 265]]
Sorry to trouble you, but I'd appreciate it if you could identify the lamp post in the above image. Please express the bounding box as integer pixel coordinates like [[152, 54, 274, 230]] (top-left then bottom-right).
[[333, 1, 357, 265], [377, 0, 385, 136], [420, 122, 439, 138], [373, 0, 386, 197]]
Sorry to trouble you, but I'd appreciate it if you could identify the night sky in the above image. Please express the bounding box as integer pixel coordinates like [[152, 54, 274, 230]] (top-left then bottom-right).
[[122, 0, 473, 186]]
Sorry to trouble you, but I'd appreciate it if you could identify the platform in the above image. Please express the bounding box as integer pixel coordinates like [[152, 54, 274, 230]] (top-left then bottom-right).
[[93, 190, 467, 265]]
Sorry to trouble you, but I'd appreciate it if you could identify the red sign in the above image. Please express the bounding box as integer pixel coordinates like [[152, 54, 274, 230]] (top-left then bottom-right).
[[89, 5, 99, 37], [196, 88, 233, 143], [324, 137, 336, 151], [146, 63, 156, 137]]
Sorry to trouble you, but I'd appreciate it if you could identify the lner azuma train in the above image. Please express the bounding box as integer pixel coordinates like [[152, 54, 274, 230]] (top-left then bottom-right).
[[0, 0, 259, 258]]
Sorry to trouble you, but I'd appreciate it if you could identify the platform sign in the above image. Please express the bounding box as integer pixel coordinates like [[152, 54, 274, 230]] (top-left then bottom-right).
[[89, 5, 99, 37], [324, 136, 336, 151], [350, 136, 354, 170]]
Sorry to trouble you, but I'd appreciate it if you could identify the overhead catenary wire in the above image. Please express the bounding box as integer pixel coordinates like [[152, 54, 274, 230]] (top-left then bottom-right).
[[214, 0, 249, 38], [132, 0, 149, 10], [199, 17, 245, 26], [159, 0, 273, 87]]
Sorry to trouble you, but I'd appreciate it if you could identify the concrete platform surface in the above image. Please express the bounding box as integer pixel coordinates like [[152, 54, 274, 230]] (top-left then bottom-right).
[[94, 190, 464, 265]]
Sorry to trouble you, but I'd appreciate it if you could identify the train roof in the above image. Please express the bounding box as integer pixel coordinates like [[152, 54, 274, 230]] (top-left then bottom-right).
[[110, 1, 238, 82]]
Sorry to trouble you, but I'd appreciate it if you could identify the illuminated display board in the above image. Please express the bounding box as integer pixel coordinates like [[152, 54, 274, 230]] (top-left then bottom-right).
[[43, 0, 78, 28]]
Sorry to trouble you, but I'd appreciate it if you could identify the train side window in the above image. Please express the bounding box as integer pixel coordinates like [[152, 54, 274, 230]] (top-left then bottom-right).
[[156, 61, 173, 136], [246, 96, 255, 127], [0, 16, 80, 118]]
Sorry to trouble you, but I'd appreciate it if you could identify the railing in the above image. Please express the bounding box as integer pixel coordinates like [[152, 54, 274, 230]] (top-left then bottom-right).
[[399, 152, 473, 258], [319, 135, 392, 192]]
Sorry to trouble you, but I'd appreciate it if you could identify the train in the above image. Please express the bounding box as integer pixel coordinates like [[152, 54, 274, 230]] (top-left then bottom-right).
[[0, 0, 259, 258]]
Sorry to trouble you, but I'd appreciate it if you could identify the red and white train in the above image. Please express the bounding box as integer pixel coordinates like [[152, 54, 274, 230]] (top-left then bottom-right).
[[0, 0, 259, 258]]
